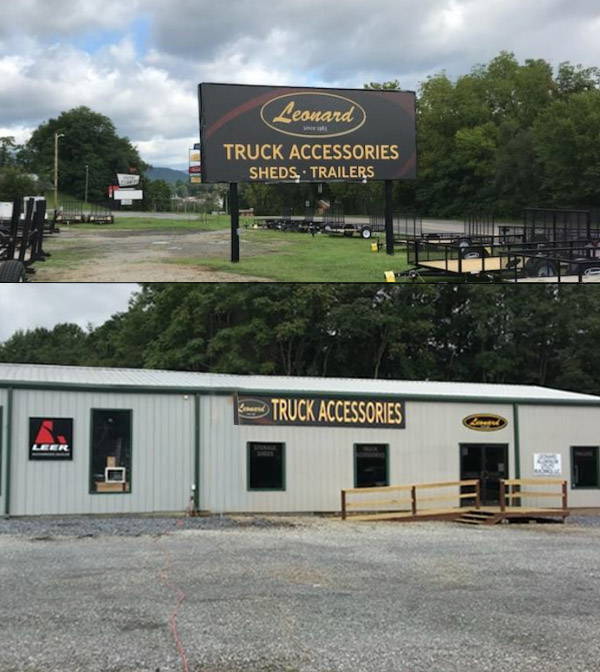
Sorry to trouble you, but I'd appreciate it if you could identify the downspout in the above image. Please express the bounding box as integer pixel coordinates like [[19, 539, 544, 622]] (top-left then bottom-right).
[[193, 393, 201, 513], [513, 402, 521, 479], [4, 388, 13, 518]]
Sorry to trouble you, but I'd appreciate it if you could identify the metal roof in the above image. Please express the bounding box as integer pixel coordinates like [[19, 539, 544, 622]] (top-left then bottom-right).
[[0, 362, 598, 404]]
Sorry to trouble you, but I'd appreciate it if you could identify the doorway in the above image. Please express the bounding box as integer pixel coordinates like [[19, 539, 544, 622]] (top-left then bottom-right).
[[460, 443, 509, 505]]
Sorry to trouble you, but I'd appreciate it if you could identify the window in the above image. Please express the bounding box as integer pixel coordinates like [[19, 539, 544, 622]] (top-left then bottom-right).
[[355, 444, 388, 488], [90, 410, 132, 494], [572, 447, 599, 488], [248, 442, 285, 491]]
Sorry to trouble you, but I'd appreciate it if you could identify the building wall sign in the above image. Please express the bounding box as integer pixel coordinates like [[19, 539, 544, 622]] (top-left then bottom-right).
[[533, 453, 562, 476], [462, 414, 508, 432], [234, 394, 405, 429], [29, 418, 73, 460]]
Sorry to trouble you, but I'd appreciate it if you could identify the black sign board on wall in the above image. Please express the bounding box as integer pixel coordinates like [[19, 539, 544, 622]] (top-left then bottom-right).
[[234, 394, 405, 429], [29, 418, 73, 460]]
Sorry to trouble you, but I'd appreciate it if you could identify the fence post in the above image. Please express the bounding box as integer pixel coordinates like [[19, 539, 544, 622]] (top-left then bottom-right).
[[475, 480, 481, 510], [341, 490, 347, 521], [411, 486, 417, 516], [499, 481, 506, 513]]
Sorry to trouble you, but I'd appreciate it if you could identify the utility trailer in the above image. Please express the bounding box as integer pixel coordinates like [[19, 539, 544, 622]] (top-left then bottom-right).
[[87, 202, 114, 225], [0, 197, 51, 280], [322, 205, 373, 238]]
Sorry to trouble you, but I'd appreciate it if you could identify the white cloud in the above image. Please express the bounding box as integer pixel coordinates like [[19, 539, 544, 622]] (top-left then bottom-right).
[[0, 284, 137, 342], [1, 0, 600, 166]]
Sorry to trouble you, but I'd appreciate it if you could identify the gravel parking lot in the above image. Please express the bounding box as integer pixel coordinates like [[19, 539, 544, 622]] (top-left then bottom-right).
[[1, 515, 599, 672]]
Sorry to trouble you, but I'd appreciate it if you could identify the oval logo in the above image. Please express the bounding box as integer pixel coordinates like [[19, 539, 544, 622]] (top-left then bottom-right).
[[261, 92, 367, 138], [237, 399, 270, 420], [463, 414, 508, 432]]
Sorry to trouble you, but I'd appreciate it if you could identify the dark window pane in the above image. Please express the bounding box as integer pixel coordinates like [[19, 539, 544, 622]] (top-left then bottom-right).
[[91, 410, 132, 493], [249, 443, 284, 490], [355, 444, 388, 488], [572, 447, 599, 488]]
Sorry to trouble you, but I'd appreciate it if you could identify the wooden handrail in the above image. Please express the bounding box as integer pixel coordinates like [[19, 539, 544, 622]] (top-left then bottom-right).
[[499, 478, 567, 513], [341, 479, 480, 520]]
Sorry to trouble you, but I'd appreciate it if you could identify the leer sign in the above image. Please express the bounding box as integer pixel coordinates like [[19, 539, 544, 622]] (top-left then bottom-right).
[[234, 394, 405, 428], [198, 84, 416, 183], [29, 418, 73, 460]]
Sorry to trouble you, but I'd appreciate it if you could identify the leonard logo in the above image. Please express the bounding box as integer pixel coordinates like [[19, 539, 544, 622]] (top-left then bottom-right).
[[261, 92, 367, 138], [29, 418, 73, 460]]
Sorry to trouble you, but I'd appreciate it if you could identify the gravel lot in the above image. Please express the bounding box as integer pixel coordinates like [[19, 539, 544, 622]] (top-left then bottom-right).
[[1, 515, 599, 672]]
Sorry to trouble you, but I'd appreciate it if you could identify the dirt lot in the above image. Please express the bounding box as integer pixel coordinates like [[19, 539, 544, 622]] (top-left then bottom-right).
[[1, 515, 600, 672], [32, 228, 271, 282]]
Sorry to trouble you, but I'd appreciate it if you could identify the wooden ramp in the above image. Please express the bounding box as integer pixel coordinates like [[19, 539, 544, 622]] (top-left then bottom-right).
[[341, 479, 569, 526]]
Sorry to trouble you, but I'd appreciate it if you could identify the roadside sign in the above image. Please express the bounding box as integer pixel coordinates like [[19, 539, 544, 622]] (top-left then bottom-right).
[[190, 177, 202, 184], [120, 199, 133, 206], [189, 165, 202, 174], [117, 173, 141, 187], [114, 189, 143, 200], [198, 83, 417, 183]]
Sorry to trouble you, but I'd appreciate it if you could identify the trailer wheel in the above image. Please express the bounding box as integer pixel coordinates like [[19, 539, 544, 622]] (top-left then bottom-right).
[[527, 259, 557, 278], [360, 227, 372, 240], [0, 260, 27, 283]]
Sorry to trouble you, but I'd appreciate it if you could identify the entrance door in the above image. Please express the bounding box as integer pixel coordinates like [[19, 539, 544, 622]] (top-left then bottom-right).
[[460, 444, 509, 505]]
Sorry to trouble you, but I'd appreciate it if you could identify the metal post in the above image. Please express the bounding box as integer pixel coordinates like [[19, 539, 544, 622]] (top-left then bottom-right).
[[384, 180, 394, 256], [341, 490, 347, 520], [84, 164, 89, 206], [53, 132, 64, 211], [230, 182, 240, 263], [475, 480, 481, 510]]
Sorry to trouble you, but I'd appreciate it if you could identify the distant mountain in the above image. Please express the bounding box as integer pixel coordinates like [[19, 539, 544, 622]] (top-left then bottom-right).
[[146, 167, 189, 183]]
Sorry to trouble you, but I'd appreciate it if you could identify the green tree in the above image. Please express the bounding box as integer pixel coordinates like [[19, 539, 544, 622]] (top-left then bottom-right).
[[24, 107, 147, 203], [0, 167, 38, 201], [533, 90, 600, 205]]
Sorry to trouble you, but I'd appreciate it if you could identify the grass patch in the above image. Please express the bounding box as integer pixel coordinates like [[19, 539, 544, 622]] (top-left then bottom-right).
[[174, 230, 410, 282], [34, 246, 92, 272]]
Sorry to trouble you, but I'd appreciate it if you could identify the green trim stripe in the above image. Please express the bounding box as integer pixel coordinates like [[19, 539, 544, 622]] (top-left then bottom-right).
[[4, 389, 13, 517], [513, 403, 521, 479]]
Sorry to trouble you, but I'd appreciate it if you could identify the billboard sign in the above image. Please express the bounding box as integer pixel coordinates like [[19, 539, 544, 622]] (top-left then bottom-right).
[[234, 394, 405, 429], [198, 84, 416, 183], [29, 418, 73, 460]]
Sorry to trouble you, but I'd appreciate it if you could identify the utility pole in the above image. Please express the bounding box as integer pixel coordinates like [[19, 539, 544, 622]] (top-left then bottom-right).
[[53, 132, 65, 210], [84, 164, 89, 206]]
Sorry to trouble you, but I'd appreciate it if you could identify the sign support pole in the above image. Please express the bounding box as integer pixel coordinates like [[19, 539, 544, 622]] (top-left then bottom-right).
[[385, 180, 394, 256], [230, 182, 240, 263]]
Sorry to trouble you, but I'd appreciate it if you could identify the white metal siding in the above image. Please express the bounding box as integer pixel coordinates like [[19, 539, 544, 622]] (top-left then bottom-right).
[[519, 406, 600, 508], [10, 389, 195, 515], [200, 396, 514, 512]]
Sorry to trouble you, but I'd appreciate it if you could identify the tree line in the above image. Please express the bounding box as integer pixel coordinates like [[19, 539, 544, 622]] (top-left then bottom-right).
[[2, 284, 600, 396], [3, 51, 600, 216]]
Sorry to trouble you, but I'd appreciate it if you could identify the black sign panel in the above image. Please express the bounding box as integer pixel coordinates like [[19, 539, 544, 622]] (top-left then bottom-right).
[[29, 418, 73, 460], [234, 394, 405, 429], [199, 84, 416, 183]]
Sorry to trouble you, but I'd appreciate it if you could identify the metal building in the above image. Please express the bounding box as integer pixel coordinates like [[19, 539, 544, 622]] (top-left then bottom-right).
[[1, 363, 599, 516]]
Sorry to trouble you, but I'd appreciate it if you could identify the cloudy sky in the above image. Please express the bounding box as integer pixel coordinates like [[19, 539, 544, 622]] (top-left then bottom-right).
[[0, 284, 136, 342], [1, 0, 599, 170]]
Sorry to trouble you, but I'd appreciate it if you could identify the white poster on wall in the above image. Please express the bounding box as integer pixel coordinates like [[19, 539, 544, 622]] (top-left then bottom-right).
[[533, 453, 562, 476]]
